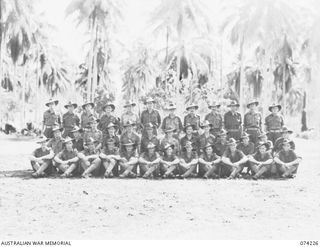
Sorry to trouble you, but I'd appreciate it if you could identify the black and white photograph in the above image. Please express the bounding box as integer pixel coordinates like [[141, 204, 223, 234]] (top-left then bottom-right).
[[0, 0, 320, 244]]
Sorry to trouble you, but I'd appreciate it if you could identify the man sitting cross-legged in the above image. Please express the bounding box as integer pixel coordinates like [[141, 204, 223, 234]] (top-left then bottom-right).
[[54, 137, 79, 178], [160, 143, 180, 178], [78, 137, 100, 178], [274, 139, 301, 178], [29, 135, 55, 178], [248, 142, 274, 180], [221, 138, 247, 179], [198, 143, 221, 179], [179, 141, 198, 179], [139, 142, 161, 179], [99, 138, 121, 178], [118, 141, 139, 178]]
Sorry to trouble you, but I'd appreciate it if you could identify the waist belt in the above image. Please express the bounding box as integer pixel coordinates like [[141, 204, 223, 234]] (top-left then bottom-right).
[[227, 129, 240, 132], [246, 127, 259, 130], [45, 126, 53, 128], [269, 129, 282, 133]]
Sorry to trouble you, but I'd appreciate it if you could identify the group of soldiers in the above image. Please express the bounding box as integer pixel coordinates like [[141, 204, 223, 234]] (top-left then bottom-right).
[[29, 97, 301, 180]]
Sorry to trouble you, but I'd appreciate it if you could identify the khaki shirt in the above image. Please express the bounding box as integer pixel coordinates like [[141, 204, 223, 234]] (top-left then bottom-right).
[[62, 112, 80, 129], [43, 110, 61, 126]]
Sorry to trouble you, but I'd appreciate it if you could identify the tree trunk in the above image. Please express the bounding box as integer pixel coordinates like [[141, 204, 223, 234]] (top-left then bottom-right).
[[87, 17, 96, 102], [282, 60, 286, 118], [239, 36, 245, 114], [220, 38, 223, 89], [91, 24, 99, 103], [165, 26, 169, 64]]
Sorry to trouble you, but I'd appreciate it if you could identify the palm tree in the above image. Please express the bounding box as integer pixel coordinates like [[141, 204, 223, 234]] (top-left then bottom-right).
[[66, 0, 123, 102], [149, 0, 212, 87], [220, 0, 302, 114]]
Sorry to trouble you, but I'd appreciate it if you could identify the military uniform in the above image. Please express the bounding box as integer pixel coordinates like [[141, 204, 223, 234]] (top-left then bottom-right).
[[120, 131, 140, 153], [43, 110, 61, 138], [99, 146, 120, 177], [273, 137, 295, 154], [180, 134, 199, 153], [83, 129, 102, 144], [98, 114, 120, 141], [214, 140, 227, 156], [55, 148, 79, 175], [224, 111, 242, 141], [221, 148, 245, 177], [104, 133, 120, 148], [73, 137, 84, 152], [160, 153, 179, 176], [31, 147, 54, 175], [275, 149, 300, 177], [80, 111, 98, 129], [121, 112, 140, 131], [204, 112, 223, 136], [179, 151, 198, 176], [160, 136, 180, 155], [119, 148, 139, 175], [62, 112, 80, 138], [243, 111, 262, 144], [79, 147, 100, 176], [251, 150, 274, 179], [198, 152, 219, 177], [265, 113, 284, 144], [161, 115, 183, 134], [141, 135, 160, 154], [198, 133, 216, 150], [140, 109, 161, 136], [47, 137, 64, 155], [237, 142, 255, 156], [183, 113, 200, 130], [139, 151, 161, 177]]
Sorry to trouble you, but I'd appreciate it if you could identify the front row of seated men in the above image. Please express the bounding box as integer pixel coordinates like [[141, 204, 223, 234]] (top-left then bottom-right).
[[29, 132, 301, 180]]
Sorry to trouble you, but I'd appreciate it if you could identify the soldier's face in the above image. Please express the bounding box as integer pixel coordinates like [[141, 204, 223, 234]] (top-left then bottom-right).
[[87, 143, 95, 151], [105, 106, 112, 114], [65, 141, 73, 150], [108, 127, 115, 135], [260, 136, 267, 142], [53, 130, 61, 138], [85, 105, 92, 111], [107, 143, 115, 150], [283, 143, 290, 151], [243, 137, 249, 145], [126, 125, 133, 132], [204, 126, 210, 133], [186, 127, 193, 135], [189, 107, 195, 114], [148, 147, 155, 155], [211, 107, 217, 112], [186, 145, 192, 153], [282, 132, 290, 138], [73, 131, 80, 138], [49, 103, 54, 110], [41, 142, 46, 149], [259, 145, 267, 154], [169, 109, 175, 115], [206, 146, 213, 155], [126, 145, 133, 152], [229, 144, 236, 152], [166, 147, 173, 155], [147, 102, 153, 110], [231, 106, 237, 111], [146, 128, 153, 136], [271, 107, 279, 113], [249, 104, 256, 111], [68, 106, 74, 113]]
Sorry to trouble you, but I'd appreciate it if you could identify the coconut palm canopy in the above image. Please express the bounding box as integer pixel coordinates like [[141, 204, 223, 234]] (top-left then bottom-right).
[[0, 0, 320, 130]]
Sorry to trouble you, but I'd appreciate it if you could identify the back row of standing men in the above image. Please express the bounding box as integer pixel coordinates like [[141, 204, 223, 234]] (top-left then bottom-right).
[[43, 97, 285, 145]]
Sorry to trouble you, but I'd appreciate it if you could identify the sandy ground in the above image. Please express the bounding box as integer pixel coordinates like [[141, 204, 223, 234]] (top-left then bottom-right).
[[0, 134, 320, 240]]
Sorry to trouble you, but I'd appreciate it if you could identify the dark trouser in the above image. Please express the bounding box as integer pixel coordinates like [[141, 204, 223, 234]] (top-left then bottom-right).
[[245, 128, 261, 145], [179, 164, 197, 178], [267, 131, 282, 145], [140, 163, 160, 178], [79, 158, 101, 177], [119, 161, 138, 176], [227, 129, 242, 141], [142, 127, 157, 138], [276, 162, 300, 177], [30, 160, 55, 175], [62, 127, 73, 138], [99, 158, 119, 177], [160, 164, 178, 177], [219, 163, 234, 177], [198, 163, 211, 177], [44, 127, 53, 138]]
